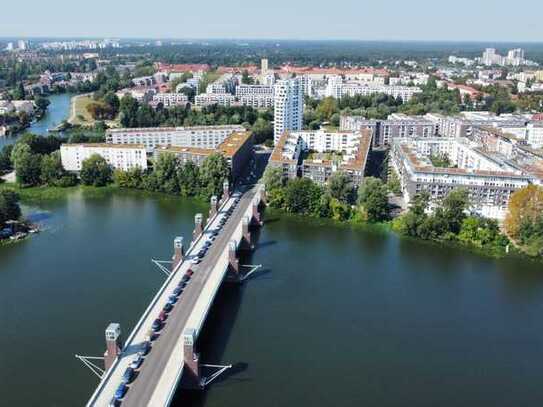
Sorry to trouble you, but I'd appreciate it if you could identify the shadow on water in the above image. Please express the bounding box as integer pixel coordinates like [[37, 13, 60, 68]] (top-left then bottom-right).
[[171, 229, 264, 406]]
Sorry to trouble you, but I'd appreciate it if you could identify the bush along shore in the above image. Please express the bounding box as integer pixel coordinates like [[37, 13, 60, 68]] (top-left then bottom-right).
[[262, 167, 541, 260]]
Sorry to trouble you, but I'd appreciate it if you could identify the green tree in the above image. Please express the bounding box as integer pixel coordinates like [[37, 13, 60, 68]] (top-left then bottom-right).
[[80, 154, 112, 186], [153, 153, 179, 194], [283, 178, 323, 215], [11, 143, 42, 186], [40, 152, 65, 186], [0, 145, 14, 173], [199, 153, 230, 199], [177, 161, 200, 197], [357, 177, 389, 222], [0, 190, 21, 226], [327, 171, 354, 204], [113, 167, 144, 189]]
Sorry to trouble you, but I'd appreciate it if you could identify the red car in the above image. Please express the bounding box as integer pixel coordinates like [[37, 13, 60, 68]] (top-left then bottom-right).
[[159, 310, 167, 322], [186, 269, 194, 277]]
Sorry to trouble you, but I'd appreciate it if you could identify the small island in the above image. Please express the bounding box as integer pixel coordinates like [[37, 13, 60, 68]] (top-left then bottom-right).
[[0, 189, 38, 243]]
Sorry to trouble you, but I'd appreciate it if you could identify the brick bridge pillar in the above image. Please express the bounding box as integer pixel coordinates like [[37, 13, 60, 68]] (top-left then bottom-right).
[[172, 236, 184, 271], [193, 213, 203, 242], [181, 328, 202, 389], [104, 323, 122, 371], [252, 199, 263, 226], [208, 196, 218, 220], [221, 180, 230, 204], [242, 215, 253, 250]]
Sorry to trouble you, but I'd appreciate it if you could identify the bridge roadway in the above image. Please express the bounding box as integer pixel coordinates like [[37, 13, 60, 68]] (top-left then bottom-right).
[[87, 183, 263, 406]]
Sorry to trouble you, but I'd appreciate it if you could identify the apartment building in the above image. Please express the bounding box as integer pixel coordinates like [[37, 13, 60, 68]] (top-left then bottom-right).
[[105, 125, 245, 152], [235, 85, 274, 108], [153, 131, 253, 182], [340, 114, 436, 147], [194, 93, 235, 107], [60, 144, 148, 172], [390, 137, 535, 219], [273, 78, 303, 144], [270, 128, 372, 186], [151, 93, 189, 108]]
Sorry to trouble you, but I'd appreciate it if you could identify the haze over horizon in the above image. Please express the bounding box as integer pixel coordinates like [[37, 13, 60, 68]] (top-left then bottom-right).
[[1, 0, 542, 42]]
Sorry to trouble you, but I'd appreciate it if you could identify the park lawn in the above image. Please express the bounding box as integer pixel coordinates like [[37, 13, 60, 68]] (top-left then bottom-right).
[[69, 95, 96, 126]]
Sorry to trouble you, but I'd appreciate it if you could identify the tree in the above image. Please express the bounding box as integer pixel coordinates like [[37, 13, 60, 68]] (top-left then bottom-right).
[[251, 117, 273, 144], [283, 178, 322, 215], [0, 145, 14, 173], [438, 188, 469, 234], [113, 167, 144, 189], [153, 153, 179, 194], [316, 97, 339, 121], [199, 153, 230, 199], [34, 96, 50, 112], [40, 151, 76, 186], [0, 190, 21, 226], [505, 185, 543, 238], [177, 161, 200, 197], [80, 154, 112, 186], [11, 143, 42, 186], [327, 171, 354, 204], [357, 177, 389, 222], [241, 70, 254, 85]]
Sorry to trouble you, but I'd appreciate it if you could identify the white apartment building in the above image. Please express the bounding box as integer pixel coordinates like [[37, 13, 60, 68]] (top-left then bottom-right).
[[105, 125, 244, 152], [194, 93, 235, 107], [273, 78, 303, 144], [60, 144, 148, 172], [390, 137, 533, 220], [527, 122, 543, 148], [339, 83, 422, 101], [235, 85, 274, 108], [152, 93, 189, 108]]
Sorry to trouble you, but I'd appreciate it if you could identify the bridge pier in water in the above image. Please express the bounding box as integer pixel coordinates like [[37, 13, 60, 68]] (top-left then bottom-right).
[[104, 323, 122, 371], [172, 237, 184, 271], [193, 214, 204, 242], [208, 196, 218, 220], [181, 328, 202, 389]]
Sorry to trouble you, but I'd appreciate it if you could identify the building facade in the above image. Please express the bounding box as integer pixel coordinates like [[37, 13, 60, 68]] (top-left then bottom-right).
[[273, 78, 303, 144], [60, 144, 148, 172]]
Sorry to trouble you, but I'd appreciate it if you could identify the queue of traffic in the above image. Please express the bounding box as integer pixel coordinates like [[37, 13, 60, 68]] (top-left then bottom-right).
[[109, 193, 242, 406]]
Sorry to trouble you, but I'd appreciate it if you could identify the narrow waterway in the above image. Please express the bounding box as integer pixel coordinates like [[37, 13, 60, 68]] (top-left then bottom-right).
[[1, 193, 543, 406], [0, 93, 73, 148]]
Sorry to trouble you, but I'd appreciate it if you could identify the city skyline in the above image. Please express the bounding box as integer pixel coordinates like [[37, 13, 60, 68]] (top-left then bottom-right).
[[1, 0, 542, 42]]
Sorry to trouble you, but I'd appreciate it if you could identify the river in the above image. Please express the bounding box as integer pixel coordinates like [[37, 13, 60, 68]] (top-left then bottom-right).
[[0, 93, 73, 149], [1, 190, 543, 407], [2, 93, 543, 406]]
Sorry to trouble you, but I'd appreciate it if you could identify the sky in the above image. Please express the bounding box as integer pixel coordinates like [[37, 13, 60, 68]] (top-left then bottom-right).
[[0, 0, 542, 42]]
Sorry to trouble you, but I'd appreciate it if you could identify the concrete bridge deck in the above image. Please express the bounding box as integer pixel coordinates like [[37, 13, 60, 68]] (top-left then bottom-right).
[[86, 183, 264, 406]]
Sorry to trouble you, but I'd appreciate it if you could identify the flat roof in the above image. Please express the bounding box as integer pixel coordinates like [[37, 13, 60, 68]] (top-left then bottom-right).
[[63, 143, 146, 149]]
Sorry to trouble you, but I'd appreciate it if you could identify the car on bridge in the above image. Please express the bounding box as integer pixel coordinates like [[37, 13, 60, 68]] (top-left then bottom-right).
[[151, 319, 162, 332], [162, 302, 173, 313], [122, 367, 135, 384], [130, 354, 144, 370], [167, 295, 177, 304], [158, 310, 167, 322], [114, 383, 127, 401], [139, 341, 151, 356], [191, 258, 201, 265], [173, 286, 182, 296]]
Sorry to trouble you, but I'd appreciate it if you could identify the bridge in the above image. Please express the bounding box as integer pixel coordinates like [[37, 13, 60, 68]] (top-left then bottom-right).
[[83, 180, 266, 406]]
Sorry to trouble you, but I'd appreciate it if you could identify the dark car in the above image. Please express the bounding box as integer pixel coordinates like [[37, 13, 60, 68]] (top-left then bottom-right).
[[139, 341, 151, 356], [178, 280, 187, 289], [167, 295, 177, 304], [181, 275, 190, 283], [151, 319, 162, 332], [163, 302, 173, 312], [114, 383, 127, 400], [122, 367, 135, 384], [173, 286, 182, 296], [158, 310, 167, 322]]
